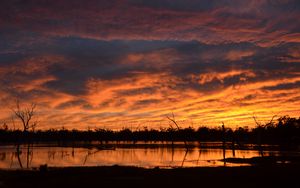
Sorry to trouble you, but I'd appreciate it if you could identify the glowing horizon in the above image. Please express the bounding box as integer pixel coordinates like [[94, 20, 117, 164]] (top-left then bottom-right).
[[0, 0, 300, 130]]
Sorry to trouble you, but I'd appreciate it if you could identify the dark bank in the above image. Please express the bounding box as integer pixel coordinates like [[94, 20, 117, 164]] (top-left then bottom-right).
[[0, 165, 299, 188]]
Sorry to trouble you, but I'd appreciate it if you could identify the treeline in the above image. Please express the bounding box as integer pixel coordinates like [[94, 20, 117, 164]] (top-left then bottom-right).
[[0, 116, 299, 146]]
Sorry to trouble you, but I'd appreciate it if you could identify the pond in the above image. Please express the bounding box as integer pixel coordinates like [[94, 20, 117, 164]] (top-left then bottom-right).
[[0, 142, 289, 169]]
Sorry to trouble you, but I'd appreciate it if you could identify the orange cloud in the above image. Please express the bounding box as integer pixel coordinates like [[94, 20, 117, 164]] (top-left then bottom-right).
[[1, 1, 300, 130]]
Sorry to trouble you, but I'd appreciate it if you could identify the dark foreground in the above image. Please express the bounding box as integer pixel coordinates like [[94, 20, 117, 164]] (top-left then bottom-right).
[[0, 165, 299, 188]]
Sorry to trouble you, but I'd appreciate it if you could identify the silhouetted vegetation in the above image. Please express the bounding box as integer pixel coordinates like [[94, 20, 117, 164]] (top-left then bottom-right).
[[1, 116, 299, 149], [11, 100, 38, 133]]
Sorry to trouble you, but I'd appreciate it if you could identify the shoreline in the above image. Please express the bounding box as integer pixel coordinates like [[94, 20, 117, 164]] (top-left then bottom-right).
[[0, 165, 299, 188]]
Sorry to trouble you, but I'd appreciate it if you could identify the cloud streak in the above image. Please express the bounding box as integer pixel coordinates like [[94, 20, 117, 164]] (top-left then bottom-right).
[[0, 0, 300, 129], [1, 0, 300, 45]]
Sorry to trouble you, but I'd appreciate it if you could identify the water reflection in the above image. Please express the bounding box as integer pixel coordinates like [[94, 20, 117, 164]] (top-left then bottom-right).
[[0, 142, 283, 169]]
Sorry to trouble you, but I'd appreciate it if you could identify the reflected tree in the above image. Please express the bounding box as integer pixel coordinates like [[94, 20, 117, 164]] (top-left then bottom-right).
[[222, 122, 226, 166], [11, 100, 37, 168], [253, 115, 277, 157], [167, 113, 189, 150], [167, 113, 190, 167]]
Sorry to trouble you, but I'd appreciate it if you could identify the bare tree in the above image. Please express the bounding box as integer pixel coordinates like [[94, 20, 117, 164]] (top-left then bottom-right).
[[12, 101, 37, 132], [221, 122, 226, 165], [253, 115, 277, 128], [252, 115, 277, 157], [167, 113, 189, 150]]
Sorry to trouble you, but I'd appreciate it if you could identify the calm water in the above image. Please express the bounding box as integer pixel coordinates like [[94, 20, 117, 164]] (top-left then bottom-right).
[[0, 142, 284, 169]]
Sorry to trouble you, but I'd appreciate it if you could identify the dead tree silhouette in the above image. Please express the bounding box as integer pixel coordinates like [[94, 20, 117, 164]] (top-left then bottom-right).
[[222, 122, 226, 166], [12, 100, 37, 132], [11, 100, 37, 168], [167, 113, 189, 167], [253, 115, 277, 157], [167, 113, 189, 150]]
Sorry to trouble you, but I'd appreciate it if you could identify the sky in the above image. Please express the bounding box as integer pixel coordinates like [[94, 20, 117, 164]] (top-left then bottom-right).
[[0, 0, 300, 130]]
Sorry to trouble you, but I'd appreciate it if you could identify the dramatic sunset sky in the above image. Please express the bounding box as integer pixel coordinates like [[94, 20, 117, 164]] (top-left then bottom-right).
[[0, 0, 300, 130]]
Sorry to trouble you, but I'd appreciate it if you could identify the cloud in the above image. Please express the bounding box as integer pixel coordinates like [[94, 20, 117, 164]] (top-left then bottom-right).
[[262, 81, 300, 90], [116, 87, 158, 96], [1, 0, 300, 45], [1, 0, 300, 129], [56, 99, 92, 110]]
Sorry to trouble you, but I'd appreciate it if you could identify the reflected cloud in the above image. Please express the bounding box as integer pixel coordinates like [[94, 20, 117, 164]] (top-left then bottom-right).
[[0, 143, 274, 169]]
